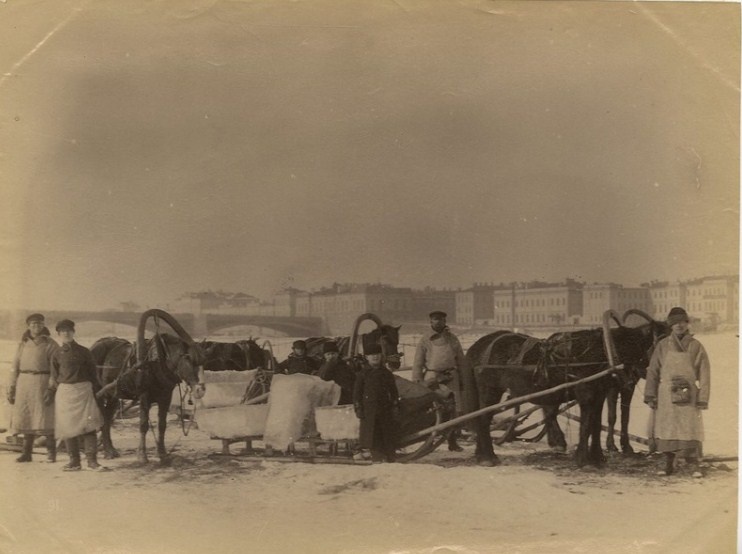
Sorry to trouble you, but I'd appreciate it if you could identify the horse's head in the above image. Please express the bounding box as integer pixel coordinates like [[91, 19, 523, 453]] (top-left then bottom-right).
[[612, 318, 670, 379], [363, 325, 403, 369], [241, 339, 269, 370], [154, 334, 206, 399]]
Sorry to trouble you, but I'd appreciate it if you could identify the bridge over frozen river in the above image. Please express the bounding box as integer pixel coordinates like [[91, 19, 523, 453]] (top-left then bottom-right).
[[0, 310, 325, 339]]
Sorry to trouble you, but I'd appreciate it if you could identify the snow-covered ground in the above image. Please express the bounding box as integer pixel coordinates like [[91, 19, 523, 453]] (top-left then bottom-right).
[[0, 331, 737, 553]]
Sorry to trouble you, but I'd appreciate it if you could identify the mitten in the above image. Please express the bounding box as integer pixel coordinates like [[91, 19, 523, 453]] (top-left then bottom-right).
[[43, 388, 55, 406]]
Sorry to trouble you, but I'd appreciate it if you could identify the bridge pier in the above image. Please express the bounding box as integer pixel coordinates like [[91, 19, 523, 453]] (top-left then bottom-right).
[[192, 314, 209, 338]]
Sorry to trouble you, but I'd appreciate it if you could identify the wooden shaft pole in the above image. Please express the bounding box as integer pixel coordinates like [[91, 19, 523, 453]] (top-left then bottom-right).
[[400, 364, 623, 443], [242, 392, 269, 405]]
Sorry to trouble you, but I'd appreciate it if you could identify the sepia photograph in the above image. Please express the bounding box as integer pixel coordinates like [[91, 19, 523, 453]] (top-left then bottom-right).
[[0, 1, 739, 552]]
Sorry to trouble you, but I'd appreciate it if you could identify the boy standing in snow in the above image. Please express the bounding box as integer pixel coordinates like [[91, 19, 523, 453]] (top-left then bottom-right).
[[353, 343, 400, 462]]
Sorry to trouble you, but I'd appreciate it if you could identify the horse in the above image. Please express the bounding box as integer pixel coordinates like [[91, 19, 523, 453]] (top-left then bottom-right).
[[200, 339, 275, 372], [466, 316, 661, 467], [605, 310, 669, 454], [95, 332, 205, 464], [90, 336, 136, 459], [235, 339, 276, 370]]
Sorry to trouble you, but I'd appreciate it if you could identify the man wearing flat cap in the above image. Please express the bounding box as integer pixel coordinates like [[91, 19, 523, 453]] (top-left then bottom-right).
[[644, 307, 711, 477], [318, 341, 355, 404], [412, 310, 468, 451], [49, 319, 106, 471], [275, 339, 320, 376], [7, 313, 59, 463]]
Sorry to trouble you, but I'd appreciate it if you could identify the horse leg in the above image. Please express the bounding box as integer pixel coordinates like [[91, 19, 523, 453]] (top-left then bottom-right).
[[138, 395, 149, 464], [574, 402, 592, 468], [605, 386, 619, 452], [157, 394, 172, 465], [543, 405, 567, 452], [473, 378, 500, 466], [588, 396, 607, 466], [619, 384, 635, 454], [101, 399, 120, 459]]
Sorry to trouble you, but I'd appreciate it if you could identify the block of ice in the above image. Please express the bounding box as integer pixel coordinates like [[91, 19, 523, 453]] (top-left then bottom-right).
[[195, 404, 269, 439], [262, 374, 341, 450], [315, 405, 359, 440]]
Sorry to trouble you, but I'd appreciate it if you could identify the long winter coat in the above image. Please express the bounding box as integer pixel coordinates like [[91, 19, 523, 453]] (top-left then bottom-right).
[[9, 330, 59, 435], [644, 333, 710, 450], [353, 364, 399, 452]]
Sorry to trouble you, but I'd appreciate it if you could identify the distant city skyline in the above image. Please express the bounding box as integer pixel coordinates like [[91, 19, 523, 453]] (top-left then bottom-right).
[[1, 2, 738, 313], [10, 271, 738, 314]]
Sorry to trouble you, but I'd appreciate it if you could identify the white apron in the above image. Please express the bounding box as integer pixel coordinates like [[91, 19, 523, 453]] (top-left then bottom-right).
[[654, 350, 704, 442], [55, 382, 103, 441], [10, 373, 55, 435]]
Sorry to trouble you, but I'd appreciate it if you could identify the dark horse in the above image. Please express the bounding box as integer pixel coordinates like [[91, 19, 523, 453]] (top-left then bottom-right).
[[199, 339, 272, 371], [95, 310, 206, 464], [605, 310, 669, 454], [90, 336, 136, 459], [466, 312, 663, 467]]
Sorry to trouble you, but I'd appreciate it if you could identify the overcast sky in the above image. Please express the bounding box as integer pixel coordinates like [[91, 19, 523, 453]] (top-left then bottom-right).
[[0, 0, 739, 311]]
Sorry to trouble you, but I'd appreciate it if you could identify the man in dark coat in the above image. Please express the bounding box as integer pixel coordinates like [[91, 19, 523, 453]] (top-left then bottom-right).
[[49, 320, 106, 471], [275, 340, 320, 376], [353, 343, 400, 462], [317, 341, 355, 405]]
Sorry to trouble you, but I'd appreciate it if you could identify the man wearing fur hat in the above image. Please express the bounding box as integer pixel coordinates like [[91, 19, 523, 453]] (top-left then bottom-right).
[[276, 340, 320, 376], [412, 310, 468, 451], [353, 343, 400, 462], [644, 307, 710, 477], [7, 313, 59, 463], [49, 319, 106, 471], [318, 341, 355, 404]]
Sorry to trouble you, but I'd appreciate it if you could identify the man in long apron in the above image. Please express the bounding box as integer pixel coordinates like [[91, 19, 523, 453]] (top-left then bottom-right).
[[7, 313, 59, 463], [49, 319, 107, 471], [412, 310, 468, 452], [644, 307, 710, 477]]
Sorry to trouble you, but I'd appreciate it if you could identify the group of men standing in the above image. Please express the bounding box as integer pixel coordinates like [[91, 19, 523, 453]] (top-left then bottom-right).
[[6, 313, 107, 471], [6, 306, 710, 471]]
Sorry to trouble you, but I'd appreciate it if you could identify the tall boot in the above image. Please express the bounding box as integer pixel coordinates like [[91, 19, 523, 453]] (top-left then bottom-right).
[[64, 437, 82, 471], [16, 434, 34, 462], [46, 435, 57, 463], [83, 432, 106, 471]]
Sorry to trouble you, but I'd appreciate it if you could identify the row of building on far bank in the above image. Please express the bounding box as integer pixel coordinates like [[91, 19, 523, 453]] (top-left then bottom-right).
[[168, 275, 738, 335]]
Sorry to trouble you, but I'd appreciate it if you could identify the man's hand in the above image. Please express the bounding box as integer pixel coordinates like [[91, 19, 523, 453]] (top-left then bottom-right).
[[7, 385, 15, 405], [354, 403, 364, 420], [644, 397, 657, 410], [43, 388, 55, 406], [696, 401, 708, 410]]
